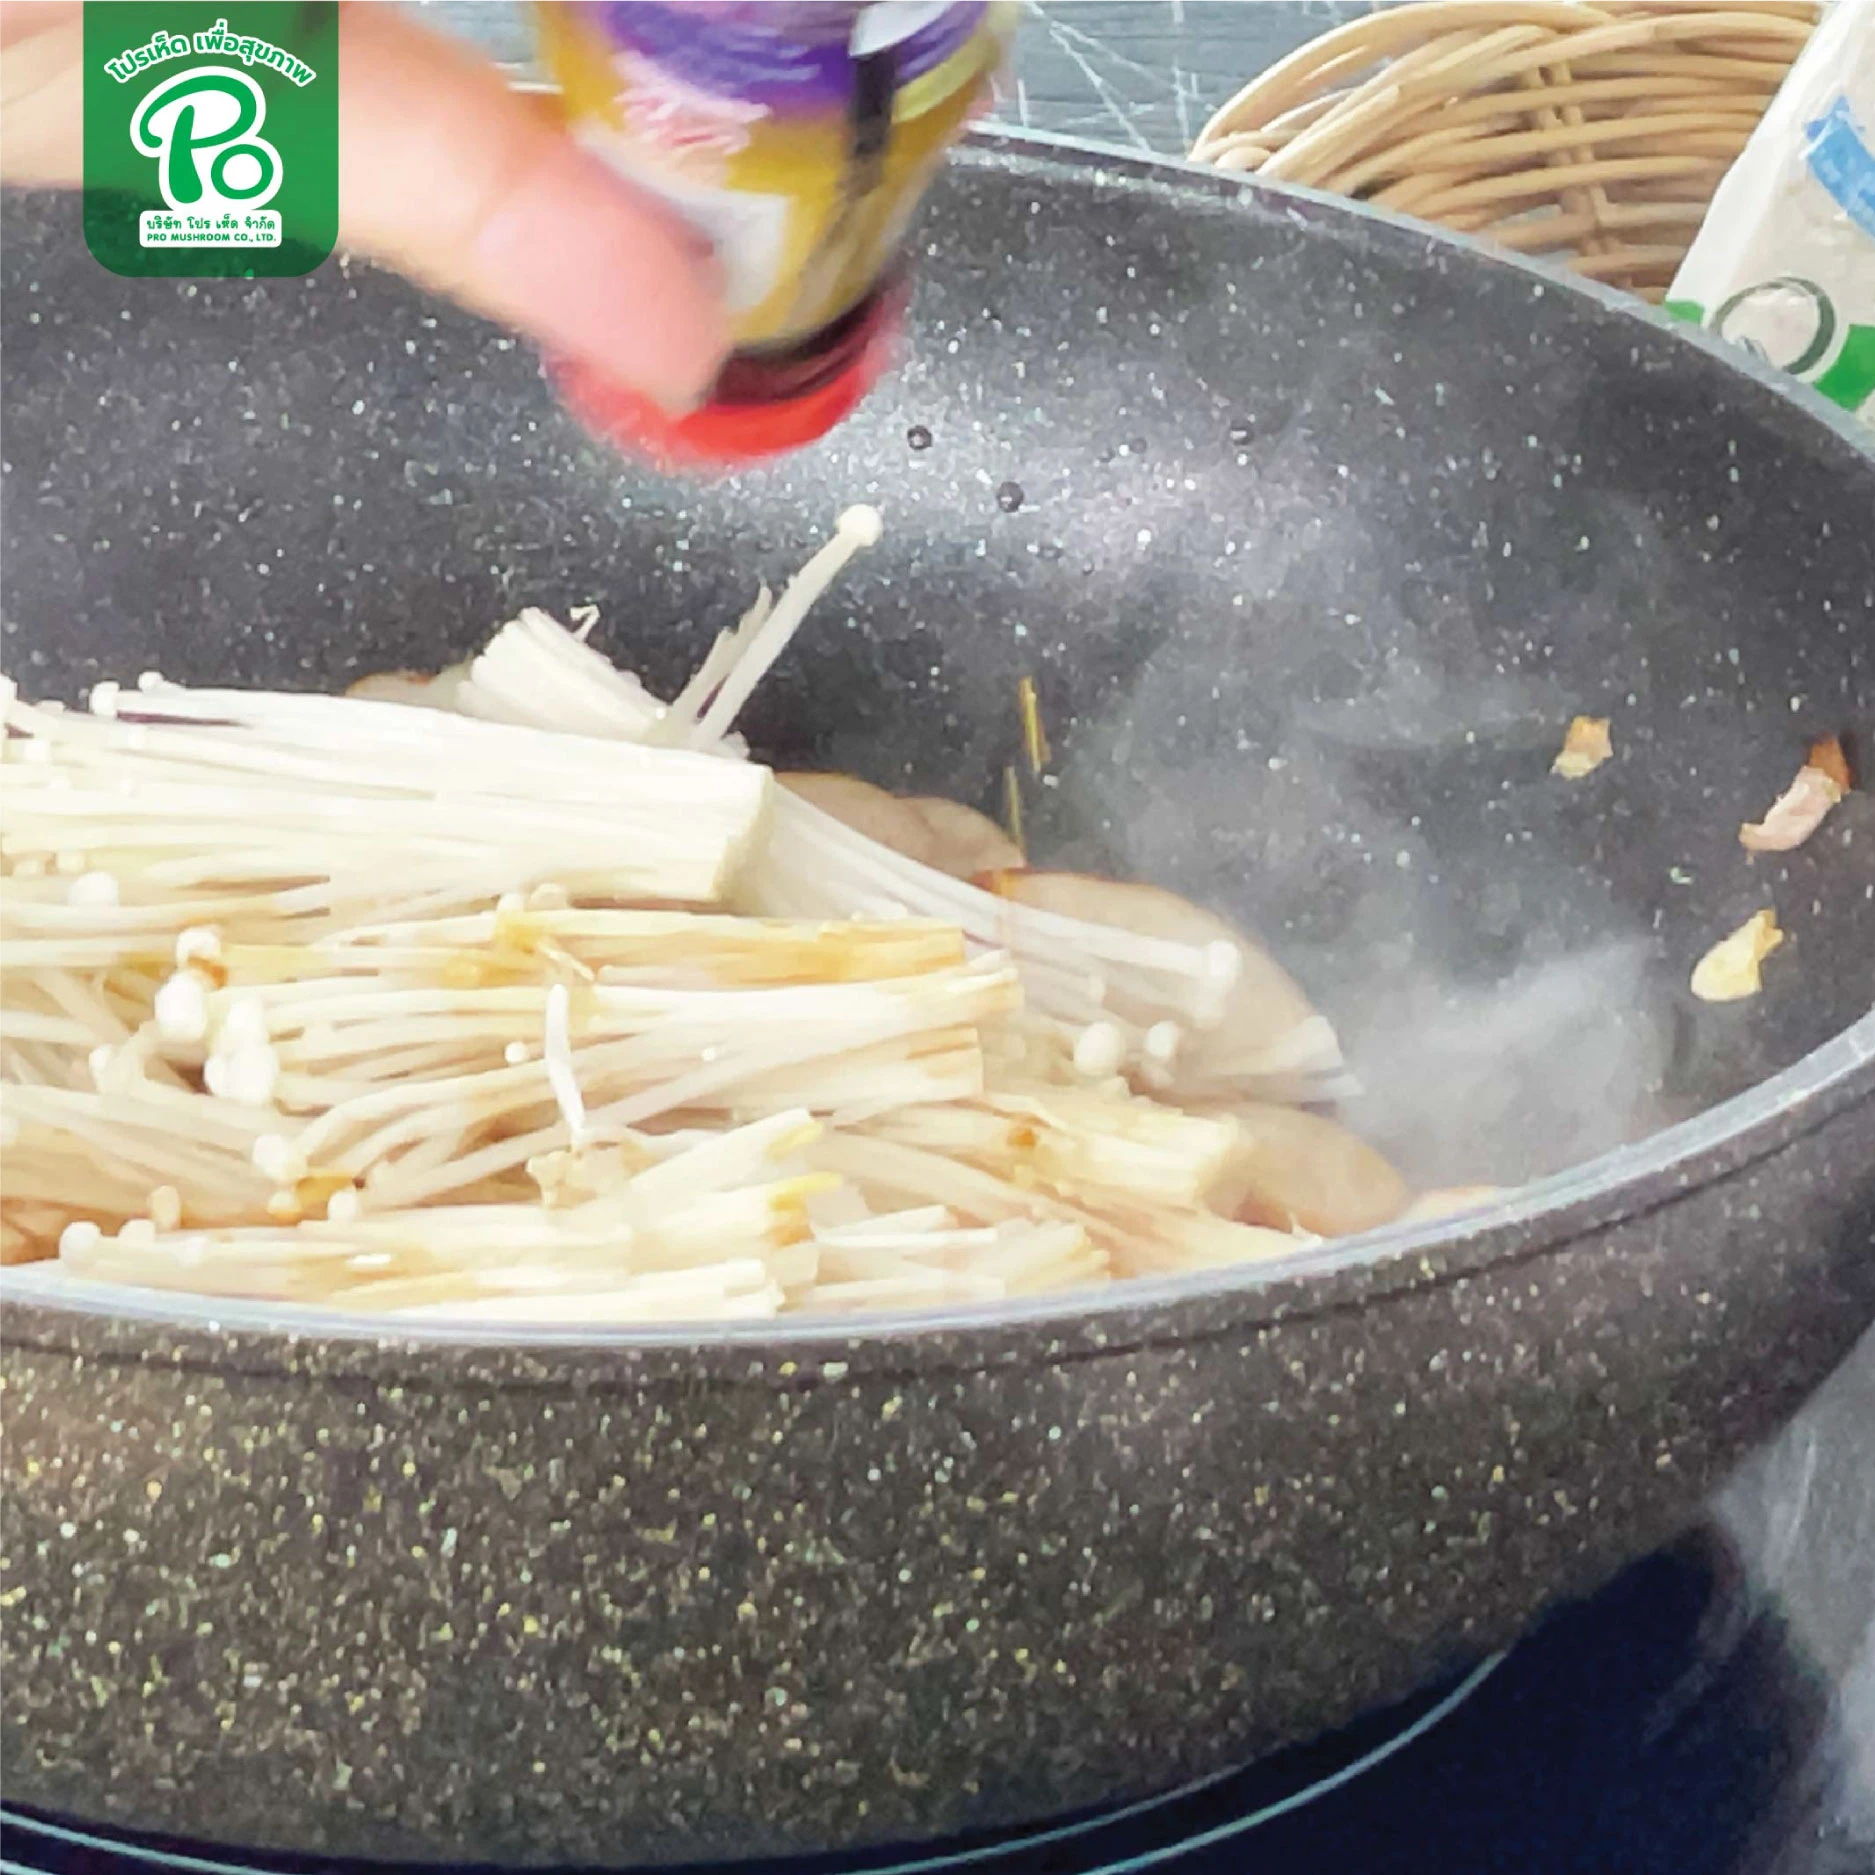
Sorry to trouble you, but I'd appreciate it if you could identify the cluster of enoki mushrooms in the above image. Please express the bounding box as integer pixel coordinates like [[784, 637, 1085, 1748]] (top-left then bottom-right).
[[1, 507, 1486, 1323]]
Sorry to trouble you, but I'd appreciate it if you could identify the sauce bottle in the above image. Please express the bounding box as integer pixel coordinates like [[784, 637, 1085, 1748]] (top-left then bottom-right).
[[534, 2, 1017, 469]]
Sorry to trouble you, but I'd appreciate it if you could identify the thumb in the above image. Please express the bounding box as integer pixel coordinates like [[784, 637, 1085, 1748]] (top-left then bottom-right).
[[0, 3, 730, 410], [336, 5, 728, 410]]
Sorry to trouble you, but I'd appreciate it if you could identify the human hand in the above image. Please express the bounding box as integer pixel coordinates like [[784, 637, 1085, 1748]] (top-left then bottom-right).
[[0, 2, 729, 410]]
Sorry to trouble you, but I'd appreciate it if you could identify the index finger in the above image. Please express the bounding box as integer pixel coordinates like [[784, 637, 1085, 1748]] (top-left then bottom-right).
[[337, 6, 728, 411]]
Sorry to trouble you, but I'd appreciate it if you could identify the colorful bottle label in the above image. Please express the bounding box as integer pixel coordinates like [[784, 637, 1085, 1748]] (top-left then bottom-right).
[[536, 1, 1014, 352]]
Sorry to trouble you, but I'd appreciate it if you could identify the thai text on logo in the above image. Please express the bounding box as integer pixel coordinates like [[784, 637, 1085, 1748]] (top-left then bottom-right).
[[102, 18, 318, 248], [102, 17, 316, 85]]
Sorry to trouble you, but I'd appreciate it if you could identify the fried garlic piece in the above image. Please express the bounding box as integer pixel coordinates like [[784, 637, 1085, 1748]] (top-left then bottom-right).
[[1552, 715, 1613, 779], [1741, 765, 1845, 853], [1691, 909, 1784, 1003], [1740, 736, 1853, 854]]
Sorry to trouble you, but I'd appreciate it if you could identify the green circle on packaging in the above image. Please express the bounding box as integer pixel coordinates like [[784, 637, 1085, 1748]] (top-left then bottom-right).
[[1712, 275, 1838, 378], [83, 4, 337, 279]]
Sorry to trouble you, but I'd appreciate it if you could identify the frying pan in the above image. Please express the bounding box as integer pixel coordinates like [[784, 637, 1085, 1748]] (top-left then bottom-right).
[[3, 133, 1873, 1867]]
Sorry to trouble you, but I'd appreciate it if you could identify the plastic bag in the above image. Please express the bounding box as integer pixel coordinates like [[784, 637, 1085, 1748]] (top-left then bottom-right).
[[1666, 0, 1875, 423]]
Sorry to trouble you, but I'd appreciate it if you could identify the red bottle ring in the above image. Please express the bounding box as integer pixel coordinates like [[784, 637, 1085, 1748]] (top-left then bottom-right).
[[548, 283, 906, 472]]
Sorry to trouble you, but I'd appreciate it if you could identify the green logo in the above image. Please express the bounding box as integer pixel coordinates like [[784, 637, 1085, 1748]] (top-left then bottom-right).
[[83, 5, 337, 278]]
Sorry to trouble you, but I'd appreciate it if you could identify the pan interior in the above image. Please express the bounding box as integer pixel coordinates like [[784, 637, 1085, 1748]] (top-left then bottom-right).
[[2, 140, 1872, 1285]]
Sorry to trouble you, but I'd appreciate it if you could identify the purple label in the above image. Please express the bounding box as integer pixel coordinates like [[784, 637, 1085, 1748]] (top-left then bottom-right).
[[594, 3, 989, 112]]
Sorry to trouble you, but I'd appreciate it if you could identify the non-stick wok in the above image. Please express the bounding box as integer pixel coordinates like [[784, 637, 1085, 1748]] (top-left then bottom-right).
[[3, 134, 1873, 1866]]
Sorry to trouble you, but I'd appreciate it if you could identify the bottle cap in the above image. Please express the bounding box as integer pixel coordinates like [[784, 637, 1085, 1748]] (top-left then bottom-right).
[[549, 278, 906, 472]]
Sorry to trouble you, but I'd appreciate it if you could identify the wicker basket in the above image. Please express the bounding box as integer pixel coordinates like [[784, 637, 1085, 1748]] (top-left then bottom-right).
[[1189, 1, 1819, 301]]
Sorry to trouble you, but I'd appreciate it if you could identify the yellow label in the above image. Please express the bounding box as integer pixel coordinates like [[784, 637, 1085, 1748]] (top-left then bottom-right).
[[535, 2, 1014, 350]]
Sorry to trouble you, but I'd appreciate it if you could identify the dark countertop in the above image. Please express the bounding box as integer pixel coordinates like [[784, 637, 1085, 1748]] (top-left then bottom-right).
[[994, 1, 1371, 151]]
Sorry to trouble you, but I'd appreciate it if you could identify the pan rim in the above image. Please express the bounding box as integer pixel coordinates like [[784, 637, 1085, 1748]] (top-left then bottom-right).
[[4, 130, 1871, 1358], [964, 129, 1875, 464]]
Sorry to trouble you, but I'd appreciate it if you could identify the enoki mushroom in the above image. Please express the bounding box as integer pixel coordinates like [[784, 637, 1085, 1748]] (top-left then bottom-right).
[[1, 506, 1419, 1322]]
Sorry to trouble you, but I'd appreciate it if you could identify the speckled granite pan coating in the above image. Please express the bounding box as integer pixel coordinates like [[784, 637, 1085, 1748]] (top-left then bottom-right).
[[3, 136, 1873, 1865]]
